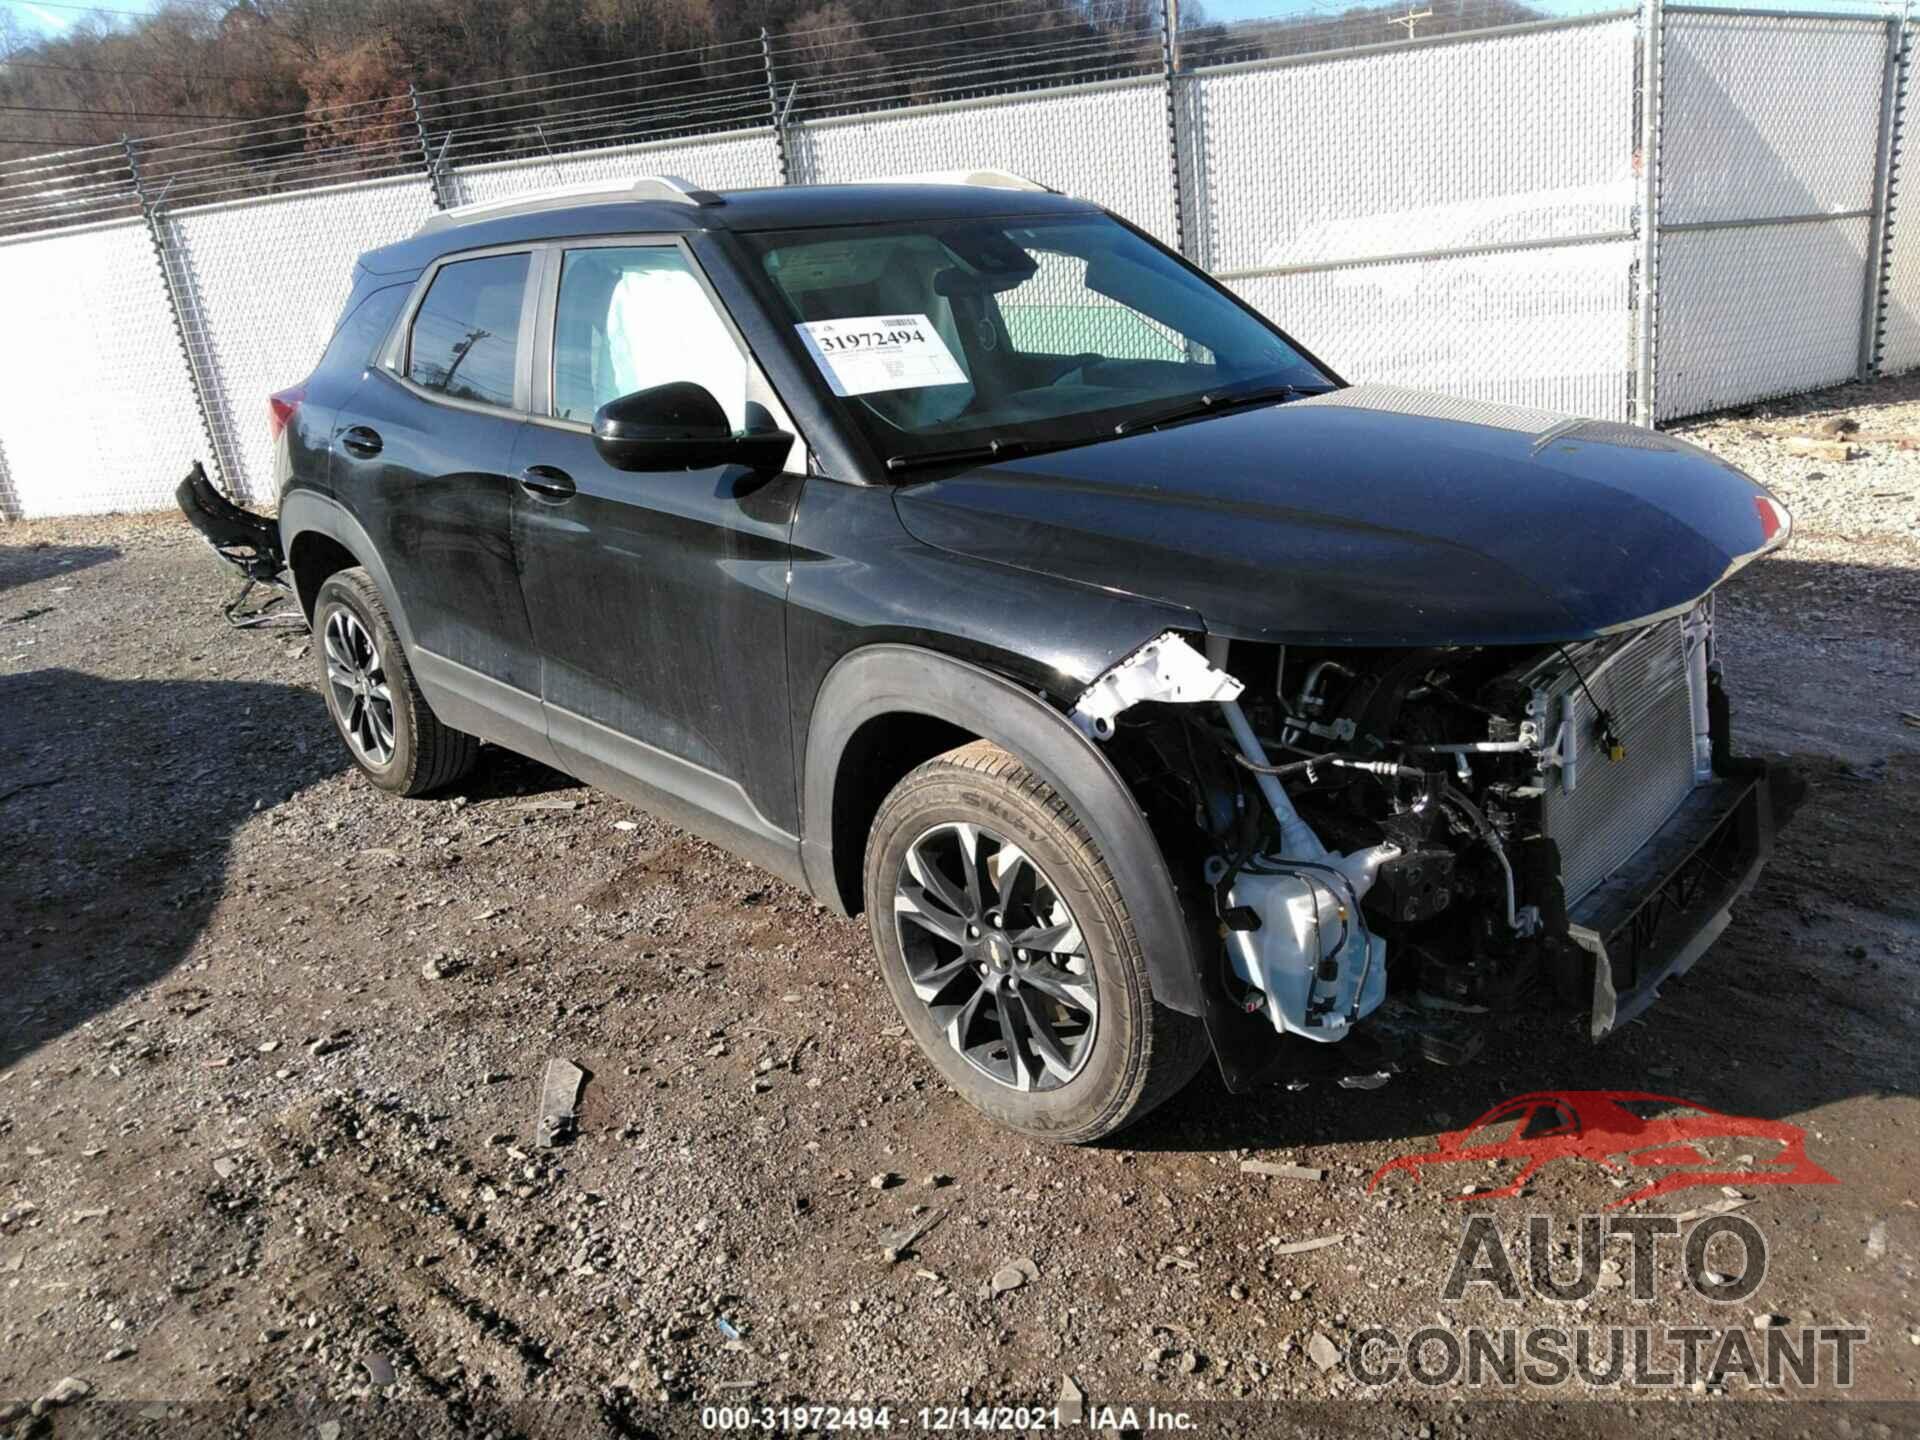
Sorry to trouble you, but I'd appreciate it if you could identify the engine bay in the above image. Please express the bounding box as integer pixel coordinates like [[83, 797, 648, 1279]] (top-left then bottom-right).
[[1073, 609, 1719, 1064]]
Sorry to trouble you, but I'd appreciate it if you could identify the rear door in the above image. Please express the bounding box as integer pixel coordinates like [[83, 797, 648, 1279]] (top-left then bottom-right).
[[511, 237, 806, 873], [334, 245, 552, 760]]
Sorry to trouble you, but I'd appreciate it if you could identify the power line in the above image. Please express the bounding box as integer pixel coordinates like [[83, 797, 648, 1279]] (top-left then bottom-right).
[[0, 0, 179, 17], [1, 100, 245, 118], [0, 133, 135, 143], [0, 55, 283, 81]]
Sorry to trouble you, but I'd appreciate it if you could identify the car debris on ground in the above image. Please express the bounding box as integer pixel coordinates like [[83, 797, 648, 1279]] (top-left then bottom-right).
[[880, 1207, 946, 1264], [536, 1058, 587, 1148], [1240, 1160, 1326, 1181], [1270, 1234, 1346, 1256]]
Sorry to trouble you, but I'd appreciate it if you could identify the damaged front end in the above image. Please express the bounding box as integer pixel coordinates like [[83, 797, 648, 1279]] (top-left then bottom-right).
[[1070, 610, 1800, 1089]]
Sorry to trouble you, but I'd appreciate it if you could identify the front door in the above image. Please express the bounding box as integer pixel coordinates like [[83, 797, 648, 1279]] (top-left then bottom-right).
[[512, 239, 805, 874]]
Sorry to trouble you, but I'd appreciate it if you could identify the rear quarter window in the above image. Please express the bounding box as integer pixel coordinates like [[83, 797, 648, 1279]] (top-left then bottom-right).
[[318, 283, 410, 375]]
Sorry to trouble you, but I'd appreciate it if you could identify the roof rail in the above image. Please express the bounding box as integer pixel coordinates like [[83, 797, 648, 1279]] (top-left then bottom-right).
[[862, 169, 1058, 194], [416, 175, 723, 235]]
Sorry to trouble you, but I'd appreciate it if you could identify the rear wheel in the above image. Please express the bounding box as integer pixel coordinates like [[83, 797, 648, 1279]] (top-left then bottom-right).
[[864, 741, 1208, 1142], [313, 567, 477, 796]]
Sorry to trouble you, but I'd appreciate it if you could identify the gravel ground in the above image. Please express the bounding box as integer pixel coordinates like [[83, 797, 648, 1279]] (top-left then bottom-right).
[[2, 378, 1918, 1437]]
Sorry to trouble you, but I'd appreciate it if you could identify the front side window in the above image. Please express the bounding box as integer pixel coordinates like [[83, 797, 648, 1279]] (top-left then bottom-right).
[[552, 245, 749, 427], [745, 214, 1330, 467], [406, 252, 529, 409]]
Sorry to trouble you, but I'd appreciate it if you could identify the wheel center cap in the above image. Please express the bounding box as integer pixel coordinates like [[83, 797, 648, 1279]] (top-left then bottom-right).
[[986, 934, 1013, 969]]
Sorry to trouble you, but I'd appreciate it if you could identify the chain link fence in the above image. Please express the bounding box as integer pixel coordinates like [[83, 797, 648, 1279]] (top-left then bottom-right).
[[790, 79, 1181, 244], [0, 217, 208, 516], [1190, 15, 1638, 421], [1650, 8, 1896, 421], [0, 0, 1912, 519], [448, 131, 783, 210]]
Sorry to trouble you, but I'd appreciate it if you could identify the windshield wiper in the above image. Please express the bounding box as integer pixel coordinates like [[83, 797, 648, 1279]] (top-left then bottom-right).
[[885, 438, 1033, 473], [884, 383, 1330, 471], [1112, 383, 1326, 437]]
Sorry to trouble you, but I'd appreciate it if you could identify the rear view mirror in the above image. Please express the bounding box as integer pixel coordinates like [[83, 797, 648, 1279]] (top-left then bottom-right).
[[592, 382, 792, 473], [933, 264, 1034, 299]]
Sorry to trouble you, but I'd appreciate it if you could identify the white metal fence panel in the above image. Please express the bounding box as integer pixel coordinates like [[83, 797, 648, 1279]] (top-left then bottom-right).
[[449, 130, 781, 208], [1656, 216, 1874, 421], [167, 175, 440, 502], [1184, 19, 1634, 420], [1655, 11, 1890, 419], [0, 220, 206, 519], [1184, 20, 1636, 276], [1661, 12, 1887, 225], [791, 81, 1180, 246], [1231, 238, 1635, 422]]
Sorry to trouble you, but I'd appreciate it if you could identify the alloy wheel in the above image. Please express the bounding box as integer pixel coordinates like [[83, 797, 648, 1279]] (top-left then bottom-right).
[[323, 606, 396, 767], [892, 822, 1098, 1092]]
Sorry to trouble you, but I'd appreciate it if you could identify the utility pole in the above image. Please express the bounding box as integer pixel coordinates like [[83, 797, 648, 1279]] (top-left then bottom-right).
[[1386, 6, 1433, 40]]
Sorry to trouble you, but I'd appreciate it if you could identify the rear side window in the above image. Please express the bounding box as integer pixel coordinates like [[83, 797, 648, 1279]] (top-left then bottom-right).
[[406, 253, 529, 409], [319, 283, 409, 374]]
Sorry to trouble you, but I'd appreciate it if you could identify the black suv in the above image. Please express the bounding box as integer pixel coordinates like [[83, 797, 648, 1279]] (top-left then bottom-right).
[[192, 172, 1797, 1142]]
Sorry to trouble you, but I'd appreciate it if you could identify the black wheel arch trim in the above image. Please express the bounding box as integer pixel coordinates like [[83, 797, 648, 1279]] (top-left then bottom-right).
[[801, 642, 1205, 1018], [279, 491, 418, 656]]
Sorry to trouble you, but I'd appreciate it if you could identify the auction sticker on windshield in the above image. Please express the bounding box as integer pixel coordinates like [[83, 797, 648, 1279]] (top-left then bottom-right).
[[796, 314, 968, 396]]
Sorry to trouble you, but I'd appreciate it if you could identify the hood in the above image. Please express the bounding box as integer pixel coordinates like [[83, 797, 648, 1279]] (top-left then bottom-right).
[[890, 384, 1789, 647]]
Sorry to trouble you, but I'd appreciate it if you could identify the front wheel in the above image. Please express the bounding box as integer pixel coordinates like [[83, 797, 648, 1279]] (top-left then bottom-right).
[[863, 741, 1208, 1142]]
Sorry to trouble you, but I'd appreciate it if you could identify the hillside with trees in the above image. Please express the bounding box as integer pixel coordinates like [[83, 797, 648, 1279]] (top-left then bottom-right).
[[0, 0, 1545, 177]]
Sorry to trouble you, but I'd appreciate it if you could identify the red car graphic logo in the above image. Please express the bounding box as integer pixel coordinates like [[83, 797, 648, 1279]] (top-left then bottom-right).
[[1369, 1090, 1837, 1208]]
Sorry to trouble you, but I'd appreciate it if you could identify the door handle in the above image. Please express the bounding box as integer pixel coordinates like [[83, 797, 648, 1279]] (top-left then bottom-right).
[[339, 425, 383, 458], [518, 465, 576, 501]]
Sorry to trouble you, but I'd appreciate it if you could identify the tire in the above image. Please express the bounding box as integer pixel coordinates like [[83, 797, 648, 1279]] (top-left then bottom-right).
[[313, 567, 477, 797], [864, 740, 1209, 1143]]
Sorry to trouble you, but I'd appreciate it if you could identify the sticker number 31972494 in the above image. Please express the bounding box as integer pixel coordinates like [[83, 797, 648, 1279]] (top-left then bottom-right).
[[796, 313, 969, 397]]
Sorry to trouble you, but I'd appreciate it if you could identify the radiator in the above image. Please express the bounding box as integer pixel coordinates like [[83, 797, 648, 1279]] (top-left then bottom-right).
[[1536, 619, 1702, 906]]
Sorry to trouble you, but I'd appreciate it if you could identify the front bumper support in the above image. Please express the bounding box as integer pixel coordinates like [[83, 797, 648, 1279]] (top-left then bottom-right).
[[1571, 760, 1799, 1038]]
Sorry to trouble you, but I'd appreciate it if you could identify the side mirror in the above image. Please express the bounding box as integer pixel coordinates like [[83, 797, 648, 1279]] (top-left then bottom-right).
[[591, 382, 793, 473]]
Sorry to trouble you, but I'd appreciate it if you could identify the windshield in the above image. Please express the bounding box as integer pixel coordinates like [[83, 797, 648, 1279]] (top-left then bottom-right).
[[744, 214, 1332, 468]]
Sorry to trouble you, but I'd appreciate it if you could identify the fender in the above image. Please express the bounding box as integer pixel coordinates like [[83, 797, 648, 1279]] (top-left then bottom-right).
[[279, 489, 419, 655], [801, 643, 1205, 1018]]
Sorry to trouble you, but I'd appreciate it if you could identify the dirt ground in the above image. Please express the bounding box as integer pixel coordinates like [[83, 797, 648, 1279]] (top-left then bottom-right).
[[3, 376, 1919, 1437]]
